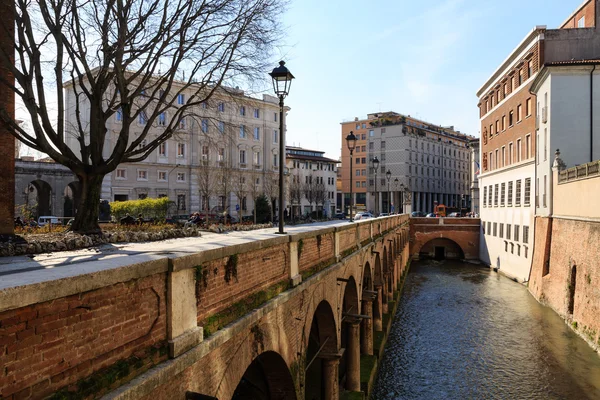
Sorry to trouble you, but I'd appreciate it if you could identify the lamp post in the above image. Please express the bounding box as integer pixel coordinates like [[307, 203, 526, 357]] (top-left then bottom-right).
[[269, 61, 294, 234], [400, 183, 405, 214], [346, 131, 357, 222], [394, 178, 399, 214], [386, 170, 391, 214], [372, 156, 379, 215]]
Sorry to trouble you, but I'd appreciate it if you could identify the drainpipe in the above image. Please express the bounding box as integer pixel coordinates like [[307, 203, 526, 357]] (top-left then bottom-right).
[[591, 64, 596, 162]]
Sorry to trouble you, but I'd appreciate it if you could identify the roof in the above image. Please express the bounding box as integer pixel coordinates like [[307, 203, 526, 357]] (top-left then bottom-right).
[[530, 59, 600, 93], [546, 59, 600, 66], [286, 154, 338, 163]]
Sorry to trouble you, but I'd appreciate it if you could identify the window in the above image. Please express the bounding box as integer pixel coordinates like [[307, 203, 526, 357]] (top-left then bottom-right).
[[516, 139, 522, 162], [201, 145, 209, 160], [518, 69, 523, 85], [526, 135, 531, 158], [543, 175, 547, 207], [177, 172, 185, 182], [240, 125, 246, 139], [369, 142, 374, 150], [254, 108, 260, 118], [496, 120, 500, 134], [177, 93, 185, 105], [201, 119, 209, 133], [116, 108, 123, 122], [139, 111, 148, 125], [253, 151, 261, 165], [483, 187, 487, 207], [201, 101, 207, 109], [253, 127, 260, 140], [508, 181, 513, 206], [523, 226, 529, 243], [137, 169, 148, 181], [501, 183, 506, 206], [524, 178, 531, 206], [509, 111, 513, 126], [241, 197, 247, 211], [218, 102, 225, 112], [517, 104, 522, 122], [356, 169, 360, 176], [218, 121, 225, 134], [177, 194, 186, 211], [526, 98, 532, 116], [502, 115, 506, 131], [515, 179, 522, 206], [488, 185, 492, 205], [178, 117, 186, 129], [273, 154, 278, 167], [493, 222, 497, 237], [369, 130, 374, 137], [274, 112, 277, 122], [177, 143, 185, 158], [158, 112, 167, 126], [544, 128, 547, 161], [273, 130, 278, 143], [362, 123, 366, 129], [158, 142, 167, 157], [218, 148, 225, 162], [158, 171, 167, 181], [240, 106, 246, 116], [499, 223, 504, 238], [514, 225, 520, 242], [501, 146, 505, 168], [356, 181, 360, 188], [239, 150, 246, 164], [506, 224, 511, 240], [487, 221, 491, 235], [494, 184, 499, 206], [578, 16, 585, 27], [116, 169, 126, 180]]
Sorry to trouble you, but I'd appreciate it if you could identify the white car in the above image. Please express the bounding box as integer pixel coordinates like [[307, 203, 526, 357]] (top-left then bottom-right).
[[354, 212, 373, 220], [37, 216, 60, 227]]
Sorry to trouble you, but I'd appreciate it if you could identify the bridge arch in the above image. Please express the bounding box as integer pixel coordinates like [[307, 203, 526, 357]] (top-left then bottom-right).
[[340, 276, 359, 391], [63, 181, 81, 218], [26, 179, 53, 218], [231, 351, 296, 400], [373, 253, 383, 332], [416, 237, 465, 260], [305, 300, 339, 400], [361, 262, 374, 355]]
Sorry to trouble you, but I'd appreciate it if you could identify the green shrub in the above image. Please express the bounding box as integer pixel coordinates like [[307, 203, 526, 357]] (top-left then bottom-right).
[[109, 197, 172, 222], [254, 194, 271, 223]]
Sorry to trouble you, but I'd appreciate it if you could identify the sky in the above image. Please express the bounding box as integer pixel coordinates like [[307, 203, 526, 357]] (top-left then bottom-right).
[[277, 0, 586, 161]]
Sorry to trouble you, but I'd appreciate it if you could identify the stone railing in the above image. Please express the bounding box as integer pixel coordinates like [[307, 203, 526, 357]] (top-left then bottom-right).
[[558, 160, 600, 184]]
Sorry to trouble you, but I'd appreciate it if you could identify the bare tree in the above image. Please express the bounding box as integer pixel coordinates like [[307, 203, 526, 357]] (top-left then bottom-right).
[[198, 161, 216, 214], [216, 161, 234, 219], [303, 176, 316, 216], [263, 171, 278, 223], [288, 172, 302, 221], [232, 170, 249, 220], [314, 181, 327, 218], [249, 170, 263, 224], [0, 0, 286, 233]]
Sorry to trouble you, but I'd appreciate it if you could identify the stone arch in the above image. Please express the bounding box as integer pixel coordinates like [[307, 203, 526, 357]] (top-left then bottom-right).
[[231, 351, 297, 400], [25, 179, 53, 219], [305, 300, 339, 400], [373, 253, 383, 332], [63, 181, 81, 218], [361, 262, 374, 356], [417, 237, 465, 260]]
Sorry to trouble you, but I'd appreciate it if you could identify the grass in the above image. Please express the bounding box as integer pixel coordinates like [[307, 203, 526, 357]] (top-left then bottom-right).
[[374, 331, 385, 354], [340, 391, 364, 400], [360, 354, 377, 384]]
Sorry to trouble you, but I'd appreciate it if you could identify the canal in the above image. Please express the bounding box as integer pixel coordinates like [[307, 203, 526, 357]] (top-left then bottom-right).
[[373, 260, 600, 399]]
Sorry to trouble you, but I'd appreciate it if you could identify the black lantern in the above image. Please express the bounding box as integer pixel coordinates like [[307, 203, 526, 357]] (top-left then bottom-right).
[[372, 156, 379, 171], [346, 131, 357, 152], [269, 61, 295, 98]]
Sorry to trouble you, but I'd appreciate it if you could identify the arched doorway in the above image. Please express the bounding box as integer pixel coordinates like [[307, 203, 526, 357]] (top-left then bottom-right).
[[361, 262, 375, 356], [340, 276, 360, 392], [305, 301, 339, 400], [418, 238, 465, 260], [25, 179, 52, 219], [63, 181, 81, 218], [373, 254, 383, 332], [382, 247, 390, 313], [231, 351, 296, 400]]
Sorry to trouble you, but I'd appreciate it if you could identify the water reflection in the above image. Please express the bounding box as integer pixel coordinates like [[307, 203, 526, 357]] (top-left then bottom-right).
[[373, 260, 600, 400]]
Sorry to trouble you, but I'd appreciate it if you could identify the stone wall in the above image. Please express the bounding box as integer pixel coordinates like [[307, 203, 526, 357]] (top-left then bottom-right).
[[529, 216, 600, 351]]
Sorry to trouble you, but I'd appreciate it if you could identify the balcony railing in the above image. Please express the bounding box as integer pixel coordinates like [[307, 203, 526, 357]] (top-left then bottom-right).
[[558, 160, 600, 184]]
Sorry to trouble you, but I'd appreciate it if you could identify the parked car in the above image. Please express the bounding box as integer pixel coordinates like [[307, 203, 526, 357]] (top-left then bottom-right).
[[334, 212, 347, 220], [411, 211, 427, 217], [447, 212, 461, 217], [354, 212, 373, 220], [378, 212, 389, 217], [37, 216, 60, 227], [425, 213, 437, 218]]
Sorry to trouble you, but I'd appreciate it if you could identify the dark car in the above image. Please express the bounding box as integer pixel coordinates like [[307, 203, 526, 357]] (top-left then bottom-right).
[[334, 212, 347, 220], [411, 211, 427, 217]]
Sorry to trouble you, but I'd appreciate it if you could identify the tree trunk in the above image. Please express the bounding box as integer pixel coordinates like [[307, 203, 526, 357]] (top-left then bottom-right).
[[70, 173, 104, 234]]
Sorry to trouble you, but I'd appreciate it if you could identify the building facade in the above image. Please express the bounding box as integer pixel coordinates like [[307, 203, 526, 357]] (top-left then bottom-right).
[[339, 117, 371, 213], [476, 0, 600, 282], [469, 138, 480, 215], [285, 146, 337, 218], [64, 82, 284, 220]]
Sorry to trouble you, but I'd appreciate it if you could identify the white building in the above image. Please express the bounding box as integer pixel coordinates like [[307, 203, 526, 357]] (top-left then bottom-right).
[[530, 60, 600, 217], [285, 146, 337, 218], [63, 80, 285, 219]]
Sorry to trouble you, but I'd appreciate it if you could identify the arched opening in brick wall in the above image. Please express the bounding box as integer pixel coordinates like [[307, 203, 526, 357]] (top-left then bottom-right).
[[305, 300, 338, 400], [382, 247, 390, 310], [373, 253, 383, 332], [231, 351, 296, 400], [63, 181, 81, 218], [361, 262, 374, 356], [340, 276, 359, 391], [418, 238, 465, 260], [568, 265, 577, 315]]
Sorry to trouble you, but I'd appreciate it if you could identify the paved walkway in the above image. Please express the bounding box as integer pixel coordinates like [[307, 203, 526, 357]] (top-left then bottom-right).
[[0, 220, 350, 290]]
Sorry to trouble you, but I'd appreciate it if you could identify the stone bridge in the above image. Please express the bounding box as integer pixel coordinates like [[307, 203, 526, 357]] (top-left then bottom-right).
[[14, 160, 79, 219], [409, 217, 481, 260], [0, 216, 410, 400]]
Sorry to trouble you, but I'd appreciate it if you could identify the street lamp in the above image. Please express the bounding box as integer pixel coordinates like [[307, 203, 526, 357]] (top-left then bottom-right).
[[372, 156, 379, 215], [346, 131, 357, 222], [400, 183, 405, 214], [269, 61, 294, 234], [394, 178, 399, 214], [386, 170, 391, 214]]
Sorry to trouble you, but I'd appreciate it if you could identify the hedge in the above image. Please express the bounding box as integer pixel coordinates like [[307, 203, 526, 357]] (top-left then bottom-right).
[[109, 197, 172, 222]]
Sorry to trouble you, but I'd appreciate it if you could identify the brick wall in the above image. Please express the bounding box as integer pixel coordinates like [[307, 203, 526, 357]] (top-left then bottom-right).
[[409, 218, 481, 260], [298, 232, 335, 272], [0, 2, 15, 236], [560, 0, 596, 28], [0, 273, 168, 399], [359, 223, 371, 242], [196, 243, 289, 323], [529, 217, 600, 350], [339, 227, 357, 253]]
